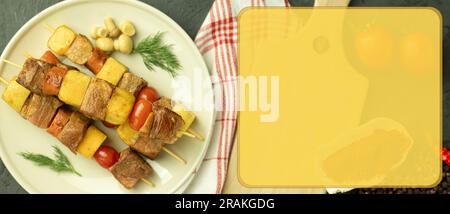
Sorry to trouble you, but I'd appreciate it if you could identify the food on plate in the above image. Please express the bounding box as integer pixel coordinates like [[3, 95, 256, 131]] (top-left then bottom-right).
[[134, 32, 181, 76], [1, 83, 154, 188], [65, 34, 93, 64], [129, 99, 152, 131], [58, 69, 92, 108], [120, 20, 136, 37], [105, 88, 135, 125], [94, 145, 120, 168], [137, 86, 159, 103], [117, 119, 139, 146], [47, 107, 71, 137], [19, 146, 81, 176], [20, 93, 63, 128], [56, 112, 90, 153], [172, 103, 196, 137], [48, 25, 179, 75], [2, 77, 31, 112], [90, 26, 100, 39], [150, 104, 184, 142], [117, 34, 133, 54], [47, 25, 77, 55], [80, 78, 114, 120], [97, 57, 127, 85], [17, 58, 53, 95], [42, 66, 67, 96], [110, 148, 152, 189], [86, 47, 109, 74], [40, 50, 60, 65], [96, 27, 108, 38], [117, 72, 147, 96], [77, 125, 107, 158], [131, 136, 163, 160], [104, 17, 121, 38], [96, 37, 115, 52]]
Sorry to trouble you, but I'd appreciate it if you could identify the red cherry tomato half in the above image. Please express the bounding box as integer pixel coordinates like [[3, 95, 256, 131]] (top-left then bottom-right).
[[102, 121, 117, 129], [94, 145, 120, 168], [137, 86, 159, 103], [129, 99, 152, 131]]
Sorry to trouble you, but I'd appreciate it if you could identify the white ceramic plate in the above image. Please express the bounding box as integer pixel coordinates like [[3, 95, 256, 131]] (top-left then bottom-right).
[[0, 0, 215, 193]]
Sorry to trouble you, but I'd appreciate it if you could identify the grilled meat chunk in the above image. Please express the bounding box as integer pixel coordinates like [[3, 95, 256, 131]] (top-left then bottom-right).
[[80, 78, 113, 120], [57, 112, 90, 153], [17, 58, 53, 94], [20, 93, 63, 128], [110, 148, 152, 189], [152, 97, 173, 109], [65, 34, 93, 65], [149, 104, 184, 142], [117, 72, 147, 96], [131, 136, 163, 160]]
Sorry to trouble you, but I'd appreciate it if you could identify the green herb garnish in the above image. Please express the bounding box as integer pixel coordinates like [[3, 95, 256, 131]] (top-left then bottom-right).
[[134, 32, 181, 77], [19, 146, 81, 176]]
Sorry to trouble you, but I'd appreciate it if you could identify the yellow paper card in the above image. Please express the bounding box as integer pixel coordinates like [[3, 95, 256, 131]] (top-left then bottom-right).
[[238, 8, 442, 188]]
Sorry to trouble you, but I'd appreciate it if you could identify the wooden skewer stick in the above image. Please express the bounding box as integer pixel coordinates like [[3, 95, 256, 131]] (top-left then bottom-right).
[[162, 147, 186, 165], [3, 59, 22, 69], [141, 178, 155, 187], [0, 76, 8, 86], [187, 128, 204, 141], [23, 52, 32, 59], [179, 131, 196, 139], [44, 24, 55, 33]]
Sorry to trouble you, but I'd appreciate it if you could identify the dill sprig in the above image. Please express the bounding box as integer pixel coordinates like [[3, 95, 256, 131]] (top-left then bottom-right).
[[134, 32, 181, 77], [19, 146, 81, 176]]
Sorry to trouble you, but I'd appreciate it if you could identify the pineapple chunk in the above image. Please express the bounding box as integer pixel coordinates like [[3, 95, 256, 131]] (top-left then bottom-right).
[[105, 88, 135, 125], [47, 25, 76, 55], [117, 120, 139, 146], [96, 57, 127, 85], [58, 70, 91, 108], [172, 103, 196, 137], [2, 77, 31, 112], [77, 125, 107, 158]]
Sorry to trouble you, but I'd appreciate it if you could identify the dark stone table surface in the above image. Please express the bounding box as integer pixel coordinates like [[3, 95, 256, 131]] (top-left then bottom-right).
[[0, 0, 448, 193]]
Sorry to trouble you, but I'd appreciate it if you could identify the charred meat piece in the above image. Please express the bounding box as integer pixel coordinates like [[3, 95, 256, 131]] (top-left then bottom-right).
[[20, 94, 63, 128], [80, 78, 113, 120], [17, 58, 53, 94], [86, 47, 109, 74], [153, 97, 174, 109], [47, 107, 72, 137], [149, 104, 184, 142], [65, 34, 93, 65], [57, 112, 90, 153], [131, 136, 164, 160], [117, 72, 147, 97], [42, 66, 67, 96], [110, 148, 152, 189]]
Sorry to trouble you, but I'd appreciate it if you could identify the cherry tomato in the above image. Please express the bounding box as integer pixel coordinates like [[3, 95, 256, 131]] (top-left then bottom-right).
[[443, 148, 450, 166], [40, 51, 60, 65], [102, 121, 117, 129], [129, 99, 152, 131], [137, 86, 159, 103], [94, 145, 120, 168]]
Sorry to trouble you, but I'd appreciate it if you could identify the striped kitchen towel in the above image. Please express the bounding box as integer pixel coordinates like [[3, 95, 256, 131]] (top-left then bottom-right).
[[185, 0, 289, 194]]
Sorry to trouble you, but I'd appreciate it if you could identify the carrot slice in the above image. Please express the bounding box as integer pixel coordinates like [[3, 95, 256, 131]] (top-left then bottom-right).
[[47, 108, 72, 137], [40, 50, 60, 65]]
